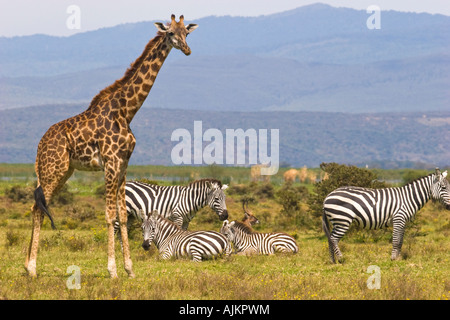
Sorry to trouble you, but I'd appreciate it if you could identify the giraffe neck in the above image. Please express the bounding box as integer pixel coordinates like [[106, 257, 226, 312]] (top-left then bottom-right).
[[88, 33, 172, 124]]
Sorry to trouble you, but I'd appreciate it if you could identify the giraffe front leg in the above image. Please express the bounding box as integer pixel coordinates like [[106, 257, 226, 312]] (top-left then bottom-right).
[[104, 165, 120, 279], [117, 173, 135, 278]]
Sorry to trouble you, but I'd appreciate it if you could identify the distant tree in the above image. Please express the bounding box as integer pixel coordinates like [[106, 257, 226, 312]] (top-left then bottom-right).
[[308, 162, 388, 217]]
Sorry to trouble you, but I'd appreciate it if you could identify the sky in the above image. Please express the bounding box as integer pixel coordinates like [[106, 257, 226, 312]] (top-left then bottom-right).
[[0, 0, 449, 37]]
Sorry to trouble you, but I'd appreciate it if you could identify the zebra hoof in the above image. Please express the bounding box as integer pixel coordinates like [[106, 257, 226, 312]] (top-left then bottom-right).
[[391, 254, 400, 261]]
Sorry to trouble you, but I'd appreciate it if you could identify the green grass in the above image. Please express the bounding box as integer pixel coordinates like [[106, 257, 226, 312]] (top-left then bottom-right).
[[0, 165, 449, 300]]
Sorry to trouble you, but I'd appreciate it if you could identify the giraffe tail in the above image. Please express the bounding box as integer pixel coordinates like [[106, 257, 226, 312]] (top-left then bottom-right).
[[34, 186, 56, 230]]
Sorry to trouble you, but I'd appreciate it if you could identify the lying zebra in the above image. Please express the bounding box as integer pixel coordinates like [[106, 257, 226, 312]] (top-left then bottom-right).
[[142, 211, 232, 262], [220, 220, 298, 255]]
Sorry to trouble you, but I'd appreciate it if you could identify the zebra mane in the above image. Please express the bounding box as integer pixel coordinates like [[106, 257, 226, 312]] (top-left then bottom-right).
[[188, 178, 222, 188], [232, 221, 254, 234]]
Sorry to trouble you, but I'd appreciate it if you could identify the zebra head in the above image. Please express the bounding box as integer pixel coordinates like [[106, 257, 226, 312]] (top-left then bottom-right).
[[206, 181, 229, 221], [141, 210, 158, 251], [220, 220, 236, 242], [431, 168, 450, 209]]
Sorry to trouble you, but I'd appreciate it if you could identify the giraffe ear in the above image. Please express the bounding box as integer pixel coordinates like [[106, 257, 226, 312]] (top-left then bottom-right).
[[186, 24, 198, 33], [154, 22, 169, 32]]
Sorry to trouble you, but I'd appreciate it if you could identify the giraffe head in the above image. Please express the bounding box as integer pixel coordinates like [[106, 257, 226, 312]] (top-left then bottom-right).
[[154, 14, 198, 56]]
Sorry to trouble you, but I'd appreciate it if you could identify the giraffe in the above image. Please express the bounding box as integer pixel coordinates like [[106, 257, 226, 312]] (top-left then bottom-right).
[[25, 15, 198, 278]]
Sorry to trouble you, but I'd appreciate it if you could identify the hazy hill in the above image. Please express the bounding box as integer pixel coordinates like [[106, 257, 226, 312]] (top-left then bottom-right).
[[0, 3, 449, 112], [1, 105, 448, 168]]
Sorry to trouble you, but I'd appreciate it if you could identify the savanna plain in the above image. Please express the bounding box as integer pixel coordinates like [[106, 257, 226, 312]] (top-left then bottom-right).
[[0, 164, 448, 300]]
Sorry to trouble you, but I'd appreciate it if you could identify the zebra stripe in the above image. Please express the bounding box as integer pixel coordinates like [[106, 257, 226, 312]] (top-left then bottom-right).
[[115, 179, 228, 236], [220, 220, 298, 255], [141, 211, 232, 262], [323, 168, 450, 263]]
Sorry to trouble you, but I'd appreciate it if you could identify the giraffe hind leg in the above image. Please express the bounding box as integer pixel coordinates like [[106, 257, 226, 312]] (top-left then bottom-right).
[[25, 164, 74, 277]]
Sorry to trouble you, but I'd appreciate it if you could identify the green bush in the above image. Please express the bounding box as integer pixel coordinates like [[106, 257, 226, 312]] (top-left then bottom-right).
[[5, 185, 34, 203], [52, 185, 74, 206], [275, 181, 311, 229]]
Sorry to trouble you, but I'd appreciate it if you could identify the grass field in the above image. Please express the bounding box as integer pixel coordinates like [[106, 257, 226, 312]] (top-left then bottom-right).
[[0, 164, 449, 300]]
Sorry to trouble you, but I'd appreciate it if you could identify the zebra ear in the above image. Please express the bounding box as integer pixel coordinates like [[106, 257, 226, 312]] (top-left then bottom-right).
[[443, 171, 448, 179], [435, 167, 441, 176], [222, 184, 228, 191]]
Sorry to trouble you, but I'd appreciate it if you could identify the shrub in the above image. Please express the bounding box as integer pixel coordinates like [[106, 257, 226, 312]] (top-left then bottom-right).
[[52, 184, 74, 206], [64, 203, 96, 222], [5, 230, 21, 248], [5, 185, 34, 203], [65, 234, 87, 252], [254, 182, 275, 199], [275, 181, 311, 229]]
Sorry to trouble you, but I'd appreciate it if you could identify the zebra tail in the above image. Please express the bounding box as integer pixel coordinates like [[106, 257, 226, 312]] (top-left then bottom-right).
[[34, 186, 56, 230], [322, 209, 331, 242]]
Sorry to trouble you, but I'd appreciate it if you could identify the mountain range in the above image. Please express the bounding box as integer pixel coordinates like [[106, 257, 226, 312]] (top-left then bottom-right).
[[0, 3, 449, 112], [1, 105, 449, 168]]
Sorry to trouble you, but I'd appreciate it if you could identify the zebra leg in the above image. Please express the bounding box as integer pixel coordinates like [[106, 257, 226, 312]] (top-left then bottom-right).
[[190, 249, 203, 262], [329, 226, 347, 263], [391, 216, 406, 260]]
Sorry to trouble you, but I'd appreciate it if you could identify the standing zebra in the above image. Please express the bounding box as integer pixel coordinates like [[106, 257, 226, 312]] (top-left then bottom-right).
[[220, 220, 298, 255], [323, 168, 450, 263], [141, 211, 232, 261], [116, 179, 228, 237]]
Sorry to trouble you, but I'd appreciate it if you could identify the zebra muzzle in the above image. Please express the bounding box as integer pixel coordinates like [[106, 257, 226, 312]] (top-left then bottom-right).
[[142, 240, 151, 251], [220, 210, 228, 221]]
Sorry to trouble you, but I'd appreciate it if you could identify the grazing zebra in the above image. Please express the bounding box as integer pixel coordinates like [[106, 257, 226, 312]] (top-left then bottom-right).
[[115, 179, 228, 237], [322, 168, 450, 263], [220, 220, 298, 255], [141, 211, 232, 262]]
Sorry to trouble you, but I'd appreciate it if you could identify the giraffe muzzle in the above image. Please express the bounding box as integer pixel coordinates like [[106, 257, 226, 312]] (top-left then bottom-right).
[[180, 44, 191, 56]]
